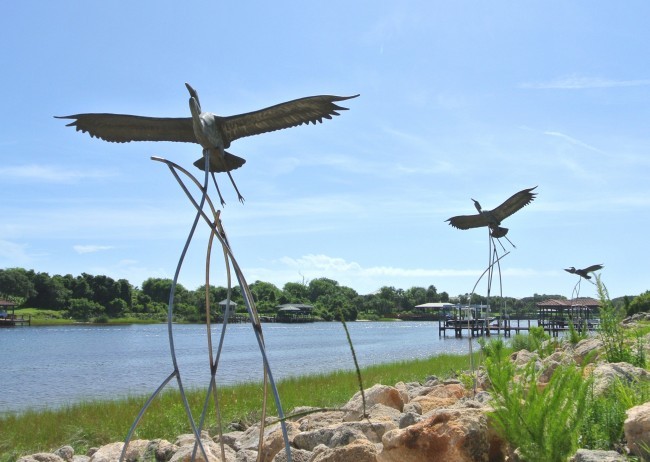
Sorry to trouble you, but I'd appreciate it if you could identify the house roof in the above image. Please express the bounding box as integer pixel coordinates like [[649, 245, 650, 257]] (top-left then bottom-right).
[[276, 303, 314, 312], [218, 299, 237, 306], [0, 299, 16, 307], [414, 302, 454, 310], [536, 297, 600, 308]]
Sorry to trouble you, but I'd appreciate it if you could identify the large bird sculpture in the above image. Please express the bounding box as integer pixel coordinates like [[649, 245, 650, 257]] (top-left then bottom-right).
[[565, 264, 604, 280], [446, 186, 537, 246], [57, 83, 358, 204]]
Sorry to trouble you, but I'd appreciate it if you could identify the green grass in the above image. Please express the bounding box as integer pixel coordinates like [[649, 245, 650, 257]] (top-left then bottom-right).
[[0, 352, 473, 461]]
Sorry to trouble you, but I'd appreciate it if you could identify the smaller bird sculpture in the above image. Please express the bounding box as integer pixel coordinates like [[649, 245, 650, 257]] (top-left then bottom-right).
[[564, 264, 604, 280], [446, 186, 537, 246]]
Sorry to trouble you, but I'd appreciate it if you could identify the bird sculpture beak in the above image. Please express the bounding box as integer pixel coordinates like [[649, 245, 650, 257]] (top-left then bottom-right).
[[185, 82, 196, 96]]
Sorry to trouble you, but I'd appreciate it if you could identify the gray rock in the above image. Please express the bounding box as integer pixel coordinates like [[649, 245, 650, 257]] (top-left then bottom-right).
[[570, 449, 626, 461], [398, 411, 422, 428], [54, 446, 74, 462], [592, 362, 650, 396], [270, 447, 312, 462], [17, 454, 65, 462]]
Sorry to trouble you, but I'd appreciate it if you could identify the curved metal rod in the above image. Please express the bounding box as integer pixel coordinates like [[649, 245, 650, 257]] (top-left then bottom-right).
[[119, 370, 177, 461], [120, 156, 211, 462], [152, 155, 231, 461], [154, 156, 291, 462], [466, 229, 510, 394]]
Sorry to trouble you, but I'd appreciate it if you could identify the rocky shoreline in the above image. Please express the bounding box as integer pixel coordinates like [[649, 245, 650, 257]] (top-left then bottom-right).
[[17, 335, 650, 462]]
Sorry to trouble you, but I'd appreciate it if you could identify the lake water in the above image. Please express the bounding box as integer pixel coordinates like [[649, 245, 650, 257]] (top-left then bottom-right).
[[0, 321, 475, 414]]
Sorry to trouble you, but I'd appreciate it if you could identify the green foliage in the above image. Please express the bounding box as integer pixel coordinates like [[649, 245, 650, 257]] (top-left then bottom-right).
[[67, 298, 105, 321], [627, 291, 650, 316], [486, 345, 590, 462], [581, 379, 650, 451], [568, 320, 588, 345], [509, 326, 554, 356], [597, 276, 646, 367]]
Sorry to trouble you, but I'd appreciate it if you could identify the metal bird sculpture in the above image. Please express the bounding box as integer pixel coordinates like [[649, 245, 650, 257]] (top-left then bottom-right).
[[57, 83, 359, 204], [565, 264, 604, 280], [446, 186, 537, 246]]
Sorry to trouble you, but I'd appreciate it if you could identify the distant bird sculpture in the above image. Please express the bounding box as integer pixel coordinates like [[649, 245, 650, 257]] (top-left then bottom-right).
[[565, 264, 604, 280], [57, 83, 358, 204], [446, 186, 537, 246]]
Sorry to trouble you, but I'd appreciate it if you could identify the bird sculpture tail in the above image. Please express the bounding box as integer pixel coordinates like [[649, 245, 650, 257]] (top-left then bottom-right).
[[193, 151, 247, 173]]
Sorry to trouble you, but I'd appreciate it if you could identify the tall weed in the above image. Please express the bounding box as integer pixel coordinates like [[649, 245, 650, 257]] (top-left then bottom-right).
[[486, 343, 590, 462], [581, 379, 650, 451], [597, 276, 646, 367]]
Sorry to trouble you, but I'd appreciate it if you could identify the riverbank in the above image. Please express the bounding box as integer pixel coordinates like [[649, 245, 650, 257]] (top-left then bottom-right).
[[0, 352, 474, 461]]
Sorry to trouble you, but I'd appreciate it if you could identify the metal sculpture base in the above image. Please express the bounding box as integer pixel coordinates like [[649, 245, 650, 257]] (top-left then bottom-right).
[[119, 155, 292, 462]]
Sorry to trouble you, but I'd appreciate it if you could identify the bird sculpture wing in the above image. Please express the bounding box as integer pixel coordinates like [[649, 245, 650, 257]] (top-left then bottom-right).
[[581, 264, 604, 273], [445, 213, 491, 230], [490, 186, 538, 222], [219, 94, 359, 145], [55, 114, 196, 144]]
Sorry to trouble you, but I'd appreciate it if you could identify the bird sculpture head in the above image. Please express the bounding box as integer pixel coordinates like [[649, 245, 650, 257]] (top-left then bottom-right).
[[565, 267, 576, 273], [471, 199, 482, 213], [185, 83, 200, 107]]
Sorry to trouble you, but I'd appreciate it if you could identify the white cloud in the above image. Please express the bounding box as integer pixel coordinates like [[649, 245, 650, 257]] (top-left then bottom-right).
[[543, 131, 607, 155], [0, 164, 115, 183], [520, 76, 650, 90], [0, 240, 32, 265], [73, 245, 114, 254]]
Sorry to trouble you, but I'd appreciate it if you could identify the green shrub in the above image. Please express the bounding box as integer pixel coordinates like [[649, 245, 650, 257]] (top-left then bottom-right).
[[486, 343, 590, 462], [597, 276, 646, 367], [581, 379, 650, 451]]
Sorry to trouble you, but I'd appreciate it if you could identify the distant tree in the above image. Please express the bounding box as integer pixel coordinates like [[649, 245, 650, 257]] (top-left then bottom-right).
[[426, 285, 439, 302], [68, 298, 104, 321], [282, 281, 310, 303], [627, 291, 650, 316], [106, 298, 128, 318], [405, 286, 427, 308], [249, 280, 281, 312], [0, 267, 36, 301], [27, 272, 70, 310]]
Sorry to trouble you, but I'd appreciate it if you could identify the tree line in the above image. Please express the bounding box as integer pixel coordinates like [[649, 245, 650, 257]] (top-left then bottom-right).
[[1, 267, 646, 323]]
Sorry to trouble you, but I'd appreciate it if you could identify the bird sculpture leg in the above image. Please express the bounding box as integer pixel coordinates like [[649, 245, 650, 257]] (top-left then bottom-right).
[[209, 173, 227, 207], [202, 148, 227, 207], [226, 171, 245, 204]]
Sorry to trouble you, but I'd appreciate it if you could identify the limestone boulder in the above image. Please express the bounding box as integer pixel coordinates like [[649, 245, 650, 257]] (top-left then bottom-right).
[[342, 384, 404, 421], [624, 401, 650, 458], [17, 454, 65, 462], [236, 421, 300, 462], [295, 410, 345, 432], [170, 437, 236, 462], [311, 440, 380, 462], [570, 449, 626, 461], [53, 446, 74, 462], [270, 447, 313, 462], [571, 337, 603, 365], [89, 440, 150, 462], [144, 439, 177, 461], [592, 362, 650, 396], [378, 408, 491, 462], [509, 349, 541, 370], [410, 383, 467, 414], [366, 403, 402, 423], [293, 424, 366, 451]]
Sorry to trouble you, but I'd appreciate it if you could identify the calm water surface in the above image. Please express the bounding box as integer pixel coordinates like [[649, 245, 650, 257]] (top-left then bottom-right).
[[0, 321, 473, 414]]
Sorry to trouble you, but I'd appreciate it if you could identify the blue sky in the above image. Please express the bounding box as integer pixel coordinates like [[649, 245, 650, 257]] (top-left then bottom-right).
[[1, 1, 649, 299]]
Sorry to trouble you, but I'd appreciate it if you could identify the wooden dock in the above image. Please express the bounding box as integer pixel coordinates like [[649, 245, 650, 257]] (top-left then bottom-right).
[[0, 315, 31, 327], [439, 317, 596, 338]]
